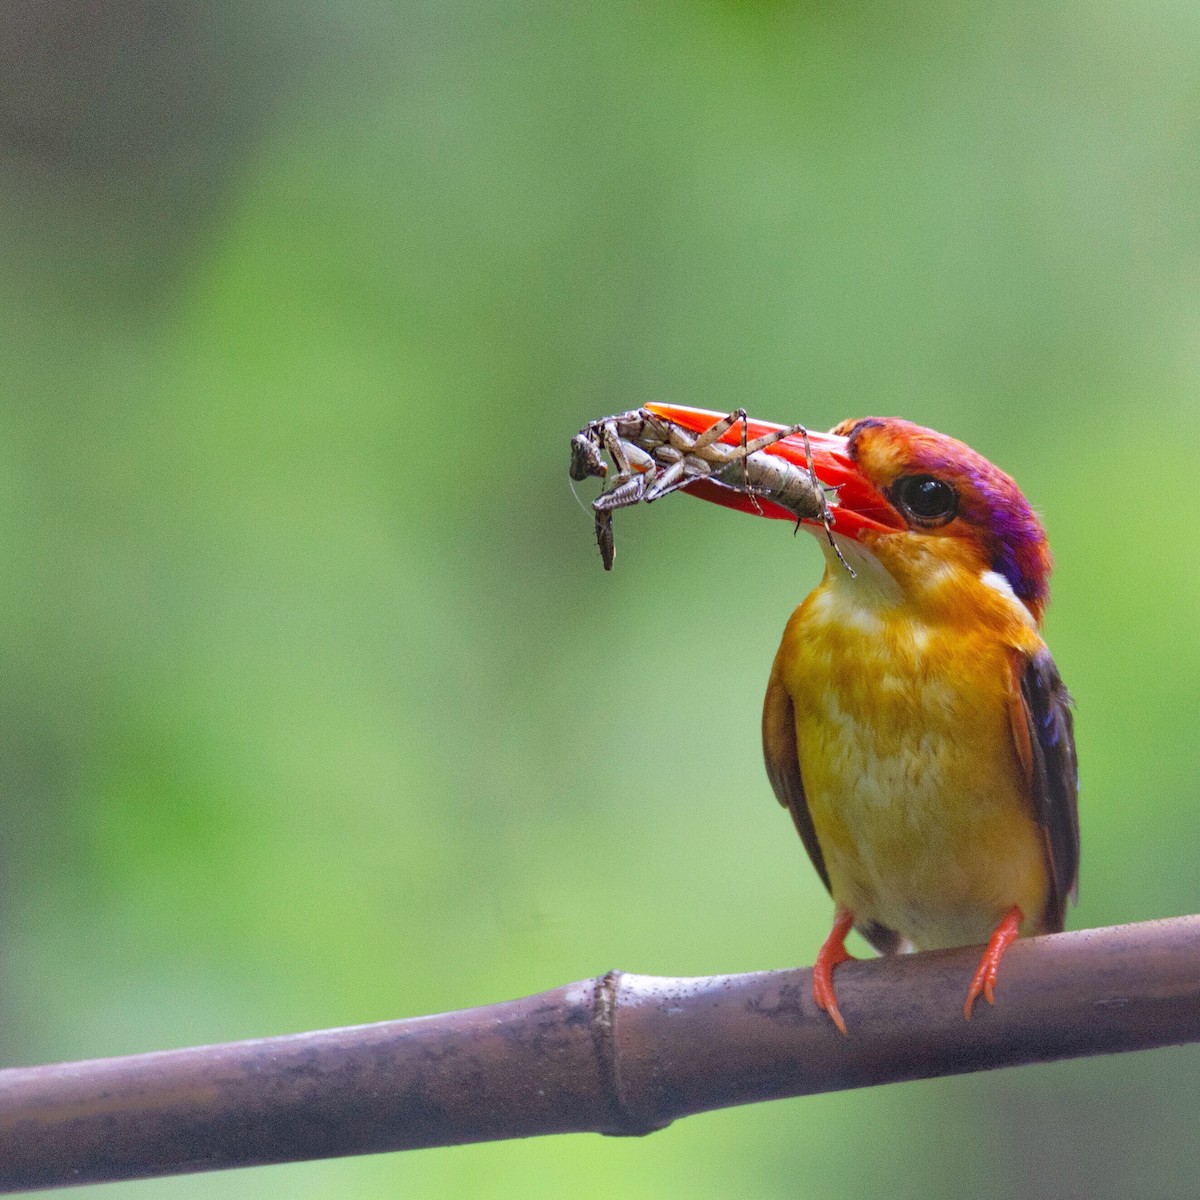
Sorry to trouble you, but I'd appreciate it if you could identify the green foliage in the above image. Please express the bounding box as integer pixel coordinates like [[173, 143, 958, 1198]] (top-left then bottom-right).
[[1, 2, 1197, 1196]]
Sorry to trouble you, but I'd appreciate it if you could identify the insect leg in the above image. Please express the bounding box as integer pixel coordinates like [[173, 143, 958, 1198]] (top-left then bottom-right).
[[599, 420, 636, 482], [643, 455, 688, 501], [802, 427, 856, 579], [741, 423, 806, 455], [687, 408, 748, 453], [595, 508, 615, 570], [644, 456, 717, 502]]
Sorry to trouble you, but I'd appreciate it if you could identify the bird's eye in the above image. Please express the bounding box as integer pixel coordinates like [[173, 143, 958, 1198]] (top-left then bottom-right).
[[892, 475, 958, 527]]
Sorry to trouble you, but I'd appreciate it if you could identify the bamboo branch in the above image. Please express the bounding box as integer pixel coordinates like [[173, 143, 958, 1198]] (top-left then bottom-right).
[[1, 915, 1198, 1193]]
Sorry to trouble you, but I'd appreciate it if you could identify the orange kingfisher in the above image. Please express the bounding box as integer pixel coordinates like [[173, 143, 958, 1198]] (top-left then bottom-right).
[[647, 404, 1080, 1035]]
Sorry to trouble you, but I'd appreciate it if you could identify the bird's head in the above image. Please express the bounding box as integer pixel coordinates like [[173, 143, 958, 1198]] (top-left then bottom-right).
[[644, 405, 1053, 627], [802, 416, 1054, 626]]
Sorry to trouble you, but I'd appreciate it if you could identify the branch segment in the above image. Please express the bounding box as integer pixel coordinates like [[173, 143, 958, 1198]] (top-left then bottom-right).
[[1, 917, 1199, 1192]]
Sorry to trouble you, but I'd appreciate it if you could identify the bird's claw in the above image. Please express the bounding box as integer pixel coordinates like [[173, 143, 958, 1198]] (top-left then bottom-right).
[[813, 909, 857, 1036], [963, 905, 1023, 1019]]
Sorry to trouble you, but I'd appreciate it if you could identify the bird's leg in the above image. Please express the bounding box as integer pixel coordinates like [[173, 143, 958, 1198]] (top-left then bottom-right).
[[813, 907, 857, 1036], [963, 905, 1023, 1018]]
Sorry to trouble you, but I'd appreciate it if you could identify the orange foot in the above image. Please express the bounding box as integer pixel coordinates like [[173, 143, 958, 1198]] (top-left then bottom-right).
[[813, 908, 857, 1035], [964, 904, 1023, 1019]]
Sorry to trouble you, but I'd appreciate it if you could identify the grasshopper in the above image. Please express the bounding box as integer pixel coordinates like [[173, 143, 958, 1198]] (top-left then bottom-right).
[[570, 404, 849, 573]]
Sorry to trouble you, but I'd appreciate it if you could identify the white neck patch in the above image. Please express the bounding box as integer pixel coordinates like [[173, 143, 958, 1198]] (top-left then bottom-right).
[[817, 534, 904, 608], [980, 569, 1037, 626], [811, 534, 1038, 629]]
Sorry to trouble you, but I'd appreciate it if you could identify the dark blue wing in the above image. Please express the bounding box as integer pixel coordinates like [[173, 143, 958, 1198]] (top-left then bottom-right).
[[1019, 648, 1080, 929]]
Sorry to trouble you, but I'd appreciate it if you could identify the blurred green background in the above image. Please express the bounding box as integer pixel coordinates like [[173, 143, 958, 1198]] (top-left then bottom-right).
[[2, 2, 1198, 1196]]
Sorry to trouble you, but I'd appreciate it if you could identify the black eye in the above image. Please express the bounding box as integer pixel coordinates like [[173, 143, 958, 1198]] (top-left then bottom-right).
[[892, 475, 958, 526]]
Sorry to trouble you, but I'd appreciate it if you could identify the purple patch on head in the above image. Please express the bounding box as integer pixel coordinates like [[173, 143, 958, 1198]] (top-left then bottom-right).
[[978, 479, 1049, 604], [939, 456, 1053, 620]]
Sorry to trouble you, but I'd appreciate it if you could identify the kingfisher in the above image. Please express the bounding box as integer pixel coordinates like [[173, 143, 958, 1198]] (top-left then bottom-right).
[[646, 404, 1080, 1034]]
